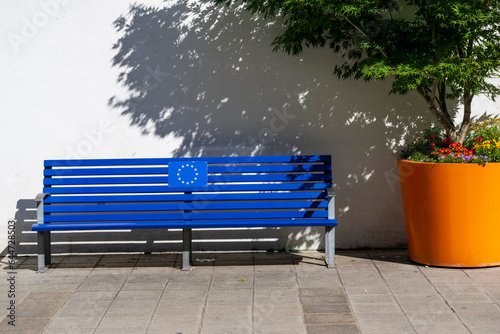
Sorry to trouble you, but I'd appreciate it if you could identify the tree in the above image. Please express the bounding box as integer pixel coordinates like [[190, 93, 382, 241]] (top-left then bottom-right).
[[210, 0, 500, 144]]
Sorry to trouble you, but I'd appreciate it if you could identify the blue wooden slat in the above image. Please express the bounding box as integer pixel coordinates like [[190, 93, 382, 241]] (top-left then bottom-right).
[[209, 164, 332, 173], [44, 167, 169, 176], [44, 176, 168, 186], [44, 201, 328, 213], [32, 218, 337, 231], [44, 155, 331, 167], [43, 183, 332, 194], [44, 164, 331, 176], [44, 192, 328, 204], [44, 174, 331, 186], [209, 174, 331, 183], [44, 211, 329, 222]]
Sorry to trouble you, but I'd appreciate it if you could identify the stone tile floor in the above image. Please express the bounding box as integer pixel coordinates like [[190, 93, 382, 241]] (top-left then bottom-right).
[[0, 250, 499, 333]]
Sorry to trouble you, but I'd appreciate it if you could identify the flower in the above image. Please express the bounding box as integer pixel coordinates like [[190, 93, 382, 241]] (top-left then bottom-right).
[[397, 118, 500, 163]]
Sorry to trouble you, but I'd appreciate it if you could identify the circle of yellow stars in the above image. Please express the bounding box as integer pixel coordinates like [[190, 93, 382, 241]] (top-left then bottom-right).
[[177, 164, 199, 184]]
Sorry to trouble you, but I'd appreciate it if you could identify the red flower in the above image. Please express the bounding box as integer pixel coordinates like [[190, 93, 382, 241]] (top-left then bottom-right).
[[429, 134, 436, 140], [443, 138, 451, 146], [474, 137, 483, 142]]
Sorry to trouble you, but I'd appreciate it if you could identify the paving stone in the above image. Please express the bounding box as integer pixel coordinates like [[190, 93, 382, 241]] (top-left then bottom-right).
[[147, 326, 199, 334], [209, 280, 254, 290], [406, 311, 469, 334], [396, 294, 453, 313], [450, 301, 500, 312], [109, 298, 159, 310], [0, 317, 51, 332], [94, 328, 147, 334], [355, 311, 415, 334], [97, 314, 152, 329], [433, 283, 486, 298], [303, 303, 352, 313], [43, 328, 97, 334], [199, 325, 253, 334], [299, 287, 345, 297], [45, 316, 102, 330], [456, 310, 500, 334], [254, 324, 307, 334], [254, 312, 305, 326], [207, 289, 253, 306], [57, 306, 109, 318], [115, 289, 163, 300], [105, 304, 155, 317], [384, 279, 438, 295], [63, 297, 115, 309], [304, 312, 357, 324], [202, 305, 252, 323], [30, 282, 82, 292], [149, 314, 202, 328], [254, 304, 303, 316], [348, 294, 402, 313], [121, 282, 167, 291], [300, 294, 348, 305], [306, 324, 360, 334], [161, 294, 208, 306], [342, 283, 392, 295], [153, 304, 205, 316]]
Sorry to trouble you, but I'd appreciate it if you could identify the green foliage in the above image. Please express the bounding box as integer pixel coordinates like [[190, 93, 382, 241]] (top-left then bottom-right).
[[210, 0, 500, 144]]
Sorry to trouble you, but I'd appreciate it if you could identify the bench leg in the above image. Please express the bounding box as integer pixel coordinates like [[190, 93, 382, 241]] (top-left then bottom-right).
[[182, 228, 192, 271], [37, 231, 51, 273], [325, 226, 335, 268]]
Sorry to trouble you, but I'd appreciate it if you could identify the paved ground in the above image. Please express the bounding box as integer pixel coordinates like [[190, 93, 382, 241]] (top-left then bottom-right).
[[1, 250, 500, 334]]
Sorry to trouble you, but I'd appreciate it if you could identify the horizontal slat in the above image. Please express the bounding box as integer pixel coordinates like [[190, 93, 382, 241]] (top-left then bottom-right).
[[44, 211, 329, 222], [44, 155, 331, 167], [43, 183, 332, 194], [45, 176, 168, 186], [44, 201, 328, 213], [44, 167, 169, 176], [44, 192, 329, 204], [210, 164, 331, 173], [44, 164, 331, 176], [44, 174, 331, 186], [32, 218, 337, 231]]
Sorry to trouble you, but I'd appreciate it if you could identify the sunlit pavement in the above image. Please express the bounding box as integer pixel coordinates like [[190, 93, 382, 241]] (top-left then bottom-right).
[[1, 250, 500, 333]]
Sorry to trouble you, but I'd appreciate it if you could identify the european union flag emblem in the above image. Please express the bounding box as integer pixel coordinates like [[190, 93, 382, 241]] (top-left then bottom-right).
[[169, 161, 208, 187]]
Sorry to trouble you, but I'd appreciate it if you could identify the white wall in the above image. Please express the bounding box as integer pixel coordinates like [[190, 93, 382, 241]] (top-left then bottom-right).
[[1, 0, 499, 254]]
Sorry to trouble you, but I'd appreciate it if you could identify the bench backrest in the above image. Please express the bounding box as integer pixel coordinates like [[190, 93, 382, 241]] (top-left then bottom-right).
[[41, 155, 333, 228]]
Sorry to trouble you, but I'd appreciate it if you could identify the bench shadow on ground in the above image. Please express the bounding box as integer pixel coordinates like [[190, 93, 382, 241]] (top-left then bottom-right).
[[336, 249, 414, 266], [2, 252, 330, 272]]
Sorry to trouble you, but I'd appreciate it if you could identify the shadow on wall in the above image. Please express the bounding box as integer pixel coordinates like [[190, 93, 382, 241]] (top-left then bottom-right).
[[107, 0, 455, 249], [10, 199, 299, 256]]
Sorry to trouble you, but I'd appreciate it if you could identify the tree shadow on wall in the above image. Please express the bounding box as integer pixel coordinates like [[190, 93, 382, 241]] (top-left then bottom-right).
[[107, 1, 465, 249], [109, 0, 315, 157]]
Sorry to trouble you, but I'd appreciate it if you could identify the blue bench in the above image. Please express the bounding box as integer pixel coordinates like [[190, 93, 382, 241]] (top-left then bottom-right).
[[33, 155, 337, 272]]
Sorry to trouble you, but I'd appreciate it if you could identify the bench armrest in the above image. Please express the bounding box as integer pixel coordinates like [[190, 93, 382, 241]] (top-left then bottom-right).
[[35, 193, 49, 204], [35, 193, 50, 224], [327, 188, 335, 220]]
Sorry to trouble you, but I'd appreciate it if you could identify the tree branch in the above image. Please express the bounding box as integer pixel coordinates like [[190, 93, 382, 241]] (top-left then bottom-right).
[[341, 14, 389, 58]]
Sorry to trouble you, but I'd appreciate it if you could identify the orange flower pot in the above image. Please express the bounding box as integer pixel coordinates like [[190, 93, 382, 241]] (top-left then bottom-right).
[[398, 160, 500, 267]]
